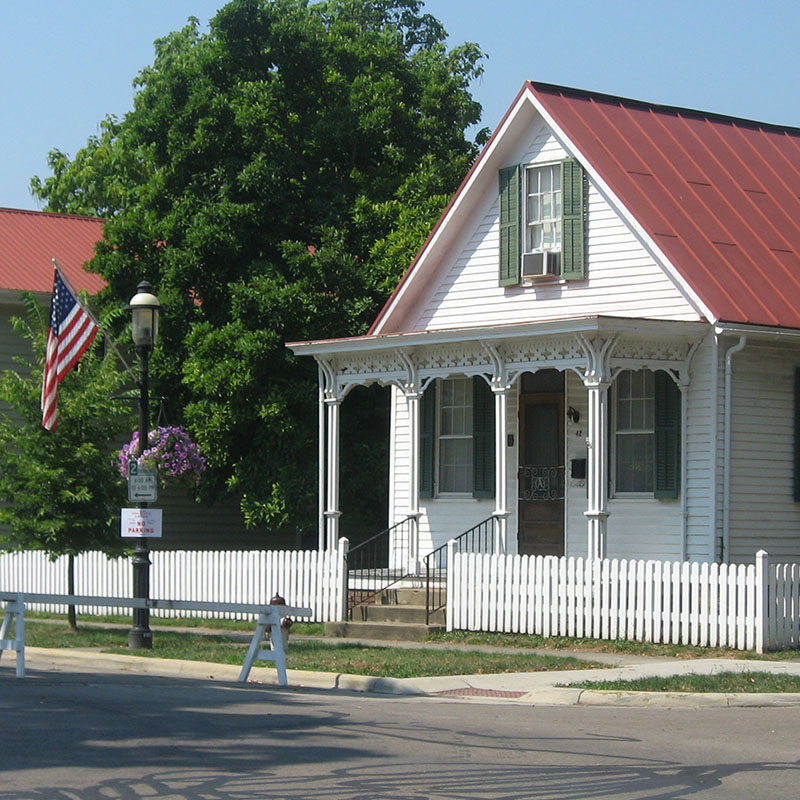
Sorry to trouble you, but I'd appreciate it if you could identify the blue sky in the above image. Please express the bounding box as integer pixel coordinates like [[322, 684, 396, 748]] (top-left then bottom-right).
[[3, 0, 799, 212]]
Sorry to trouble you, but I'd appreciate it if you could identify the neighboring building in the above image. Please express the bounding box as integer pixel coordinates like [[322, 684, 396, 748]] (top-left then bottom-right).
[[289, 82, 800, 568], [0, 207, 265, 550], [0, 207, 105, 368]]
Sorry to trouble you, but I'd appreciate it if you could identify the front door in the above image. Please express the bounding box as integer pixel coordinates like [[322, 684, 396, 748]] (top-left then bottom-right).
[[518, 393, 564, 556]]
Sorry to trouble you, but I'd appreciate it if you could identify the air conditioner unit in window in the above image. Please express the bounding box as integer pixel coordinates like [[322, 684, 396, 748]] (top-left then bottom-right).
[[522, 250, 561, 281]]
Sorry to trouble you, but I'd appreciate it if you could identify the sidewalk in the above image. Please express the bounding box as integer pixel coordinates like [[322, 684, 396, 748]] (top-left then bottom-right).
[[12, 626, 800, 708]]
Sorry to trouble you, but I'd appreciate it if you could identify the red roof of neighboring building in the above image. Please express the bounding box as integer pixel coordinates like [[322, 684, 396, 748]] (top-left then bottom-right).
[[530, 82, 800, 329], [0, 207, 106, 295]]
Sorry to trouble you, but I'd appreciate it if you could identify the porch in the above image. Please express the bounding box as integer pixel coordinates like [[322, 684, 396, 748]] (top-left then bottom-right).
[[289, 316, 706, 568]]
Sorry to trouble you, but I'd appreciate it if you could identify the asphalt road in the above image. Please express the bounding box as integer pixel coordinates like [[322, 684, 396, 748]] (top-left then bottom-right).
[[2, 668, 800, 799]]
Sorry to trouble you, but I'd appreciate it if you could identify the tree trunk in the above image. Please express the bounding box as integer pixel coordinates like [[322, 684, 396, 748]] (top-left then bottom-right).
[[67, 554, 77, 631]]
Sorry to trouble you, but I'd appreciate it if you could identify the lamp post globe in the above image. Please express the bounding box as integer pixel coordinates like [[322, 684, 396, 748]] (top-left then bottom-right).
[[126, 280, 160, 650], [128, 281, 160, 348]]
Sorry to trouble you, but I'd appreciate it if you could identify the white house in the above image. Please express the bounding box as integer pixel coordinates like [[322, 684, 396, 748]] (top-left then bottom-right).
[[288, 82, 800, 572]]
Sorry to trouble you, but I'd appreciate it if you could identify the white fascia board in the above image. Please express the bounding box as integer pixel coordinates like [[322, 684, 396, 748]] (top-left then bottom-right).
[[525, 88, 717, 325], [371, 92, 535, 337], [288, 316, 707, 359]]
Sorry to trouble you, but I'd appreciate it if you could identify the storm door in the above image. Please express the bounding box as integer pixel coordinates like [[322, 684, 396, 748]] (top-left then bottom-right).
[[518, 372, 565, 556]]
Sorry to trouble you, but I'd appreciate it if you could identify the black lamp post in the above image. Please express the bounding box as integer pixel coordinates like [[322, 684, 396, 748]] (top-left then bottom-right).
[[127, 280, 160, 650]]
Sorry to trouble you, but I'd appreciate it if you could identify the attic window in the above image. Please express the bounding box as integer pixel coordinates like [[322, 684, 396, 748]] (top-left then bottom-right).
[[499, 159, 585, 286], [524, 163, 562, 278]]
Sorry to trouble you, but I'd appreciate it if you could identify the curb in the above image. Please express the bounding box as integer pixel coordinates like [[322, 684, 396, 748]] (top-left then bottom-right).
[[18, 647, 426, 696], [14, 647, 800, 708]]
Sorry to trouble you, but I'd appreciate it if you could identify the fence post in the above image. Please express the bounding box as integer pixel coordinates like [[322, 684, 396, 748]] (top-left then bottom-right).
[[339, 537, 350, 622], [755, 550, 769, 654], [446, 539, 457, 631]]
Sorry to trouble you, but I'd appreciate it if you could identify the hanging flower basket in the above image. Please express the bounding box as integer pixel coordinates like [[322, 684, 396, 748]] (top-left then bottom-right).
[[117, 426, 206, 487]]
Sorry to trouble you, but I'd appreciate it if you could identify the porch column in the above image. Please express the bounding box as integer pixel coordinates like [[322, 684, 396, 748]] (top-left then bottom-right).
[[584, 375, 610, 559], [406, 390, 421, 574], [492, 385, 510, 553], [324, 396, 342, 551], [579, 335, 615, 560]]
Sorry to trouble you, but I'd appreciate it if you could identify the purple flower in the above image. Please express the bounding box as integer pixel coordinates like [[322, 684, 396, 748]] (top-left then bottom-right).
[[115, 426, 206, 486]]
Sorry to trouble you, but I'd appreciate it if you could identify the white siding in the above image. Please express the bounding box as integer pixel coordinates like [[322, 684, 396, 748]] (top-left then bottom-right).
[[563, 371, 685, 561], [388, 385, 410, 525], [406, 122, 702, 333], [389, 385, 518, 555], [684, 332, 718, 562], [728, 341, 800, 562]]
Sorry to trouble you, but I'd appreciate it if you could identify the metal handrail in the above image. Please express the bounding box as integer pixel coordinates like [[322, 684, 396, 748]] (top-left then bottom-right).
[[424, 516, 497, 625], [345, 517, 413, 616]]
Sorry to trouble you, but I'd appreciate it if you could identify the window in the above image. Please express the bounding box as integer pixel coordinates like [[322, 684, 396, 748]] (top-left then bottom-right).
[[499, 158, 585, 286], [420, 377, 494, 499], [615, 370, 655, 493], [438, 378, 474, 493], [612, 370, 681, 498], [525, 163, 562, 255]]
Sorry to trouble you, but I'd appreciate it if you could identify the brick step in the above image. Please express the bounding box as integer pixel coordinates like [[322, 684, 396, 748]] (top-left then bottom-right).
[[324, 620, 445, 642]]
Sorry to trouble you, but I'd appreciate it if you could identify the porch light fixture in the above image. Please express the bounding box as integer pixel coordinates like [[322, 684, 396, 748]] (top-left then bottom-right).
[[567, 406, 580, 424]]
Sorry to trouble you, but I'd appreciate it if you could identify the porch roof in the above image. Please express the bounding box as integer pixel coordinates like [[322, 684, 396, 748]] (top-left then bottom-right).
[[288, 315, 707, 357]]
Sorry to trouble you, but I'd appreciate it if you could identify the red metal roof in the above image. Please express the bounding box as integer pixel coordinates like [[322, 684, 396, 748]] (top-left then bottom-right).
[[0, 207, 105, 295], [529, 82, 800, 329]]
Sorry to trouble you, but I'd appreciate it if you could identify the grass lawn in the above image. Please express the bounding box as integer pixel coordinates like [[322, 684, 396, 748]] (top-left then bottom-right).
[[428, 629, 800, 662], [31, 612, 800, 661], [564, 672, 800, 693], [21, 621, 603, 679]]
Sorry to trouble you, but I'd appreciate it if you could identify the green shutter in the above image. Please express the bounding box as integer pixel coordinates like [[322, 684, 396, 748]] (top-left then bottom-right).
[[561, 158, 585, 281], [472, 376, 495, 498], [794, 368, 800, 501], [419, 383, 436, 499], [498, 165, 521, 286], [654, 371, 681, 499]]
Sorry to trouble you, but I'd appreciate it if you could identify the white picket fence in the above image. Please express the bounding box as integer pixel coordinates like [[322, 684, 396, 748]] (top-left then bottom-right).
[[447, 548, 800, 652], [0, 546, 347, 622]]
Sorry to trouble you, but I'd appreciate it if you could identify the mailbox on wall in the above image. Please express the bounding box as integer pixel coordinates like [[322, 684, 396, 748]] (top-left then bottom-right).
[[570, 458, 587, 480]]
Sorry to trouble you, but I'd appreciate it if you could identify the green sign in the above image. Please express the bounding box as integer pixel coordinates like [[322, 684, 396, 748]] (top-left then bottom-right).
[[127, 460, 157, 502]]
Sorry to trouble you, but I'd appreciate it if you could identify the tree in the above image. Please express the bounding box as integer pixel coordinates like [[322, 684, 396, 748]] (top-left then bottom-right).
[[31, 0, 487, 535], [0, 294, 132, 628]]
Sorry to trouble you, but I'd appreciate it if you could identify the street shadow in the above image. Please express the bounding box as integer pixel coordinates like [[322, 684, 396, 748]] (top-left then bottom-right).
[[0, 667, 373, 775], [2, 668, 800, 799]]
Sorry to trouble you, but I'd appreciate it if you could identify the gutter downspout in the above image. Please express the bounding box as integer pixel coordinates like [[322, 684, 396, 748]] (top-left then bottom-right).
[[722, 336, 746, 563]]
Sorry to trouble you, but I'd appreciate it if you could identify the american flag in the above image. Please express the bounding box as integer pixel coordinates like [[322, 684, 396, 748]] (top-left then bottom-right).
[[41, 268, 99, 431]]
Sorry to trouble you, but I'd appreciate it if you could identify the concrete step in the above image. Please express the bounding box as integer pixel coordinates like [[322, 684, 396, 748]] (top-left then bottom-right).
[[324, 620, 445, 642], [351, 603, 445, 626], [374, 587, 432, 606]]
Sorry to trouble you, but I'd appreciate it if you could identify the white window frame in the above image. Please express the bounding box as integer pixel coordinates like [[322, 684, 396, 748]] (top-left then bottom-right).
[[435, 377, 474, 496], [524, 162, 562, 253], [611, 370, 655, 496]]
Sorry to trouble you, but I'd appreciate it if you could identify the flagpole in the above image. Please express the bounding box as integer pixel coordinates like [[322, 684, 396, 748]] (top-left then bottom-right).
[[51, 259, 138, 383]]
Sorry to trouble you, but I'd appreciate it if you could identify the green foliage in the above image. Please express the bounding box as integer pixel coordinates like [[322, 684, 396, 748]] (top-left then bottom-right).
[[30, 0, 486, 533], [0, 293, 131, 558]]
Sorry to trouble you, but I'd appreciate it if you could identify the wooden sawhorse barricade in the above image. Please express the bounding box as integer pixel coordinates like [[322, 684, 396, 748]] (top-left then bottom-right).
[[0, 592, 312, 684]]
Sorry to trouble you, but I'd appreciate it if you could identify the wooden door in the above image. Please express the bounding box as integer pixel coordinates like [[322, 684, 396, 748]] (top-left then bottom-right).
[[518, 393, 564, 556]]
